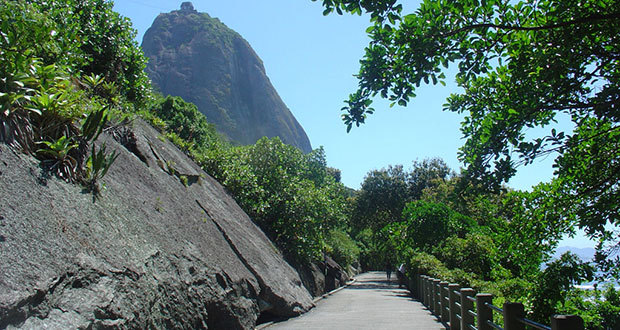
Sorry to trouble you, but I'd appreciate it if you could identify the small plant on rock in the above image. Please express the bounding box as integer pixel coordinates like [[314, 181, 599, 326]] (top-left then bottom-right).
[[36, 135, 78, 182], [84, 143, 119, 194]]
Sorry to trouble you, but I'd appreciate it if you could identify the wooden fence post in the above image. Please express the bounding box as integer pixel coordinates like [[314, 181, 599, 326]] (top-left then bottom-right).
[[551, 315, 585, 330], [422, 276, 428, 306], [413, 274, 417, 299], [449, 284, 460, 330], [429, 278, 435, 311], [420, 275, 425, 303], [460, 288, 475, 330], [420, 275, 425, 302], [476, 293, 493, 330], [424, 276, 430, 307], [503, 302, 525, 330], [429, 278, 436, 313], [440, 281, 449, 322], [433, 279, 442, 316]]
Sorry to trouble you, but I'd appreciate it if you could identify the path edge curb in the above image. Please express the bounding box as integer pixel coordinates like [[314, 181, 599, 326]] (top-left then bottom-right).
[[255, 277, 358, 329]]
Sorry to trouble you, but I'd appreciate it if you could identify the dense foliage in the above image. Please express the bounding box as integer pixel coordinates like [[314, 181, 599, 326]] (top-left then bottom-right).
[[203, 139, 351, 263], [350, 158, 619, 327], [314, 0, 620, 277], [350, 159, 451, 230], [349, 159, 453, 269], [2, 0, 149, 106], [0, 0, 149, 191], [149, 95, 222, 151]]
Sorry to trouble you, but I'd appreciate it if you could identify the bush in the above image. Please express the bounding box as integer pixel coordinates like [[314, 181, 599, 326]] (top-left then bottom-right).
[[560, 285, 620, 330], [326, 229, 360, 269], [402, 200, 476, 252], [194, 137, 349, 263], [150, 95, 221, 150], [1, 0, 151, 107], [434, 232, 497, 280]]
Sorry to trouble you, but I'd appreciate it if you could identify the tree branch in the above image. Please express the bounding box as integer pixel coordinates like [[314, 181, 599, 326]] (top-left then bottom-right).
[[439, 12, 620, 38]]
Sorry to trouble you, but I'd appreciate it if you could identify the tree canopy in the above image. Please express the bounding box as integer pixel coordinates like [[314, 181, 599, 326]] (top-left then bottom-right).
[[314, 0, 620, 276]]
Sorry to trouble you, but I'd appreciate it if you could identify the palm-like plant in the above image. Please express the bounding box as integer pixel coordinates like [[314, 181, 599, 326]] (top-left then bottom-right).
[[84, 143, 119, 194], [36, 135, 78, 182]]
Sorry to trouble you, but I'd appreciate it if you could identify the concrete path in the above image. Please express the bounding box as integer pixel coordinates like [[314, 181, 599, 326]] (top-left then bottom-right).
[[266, 272, 446, 330]]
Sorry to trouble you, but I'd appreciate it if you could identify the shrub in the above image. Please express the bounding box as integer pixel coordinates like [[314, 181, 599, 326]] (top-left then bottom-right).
[[434, 233, 497, 280], [326, 229, 360, 269], [150, 95, 221, 150], [559, 285, 620, 330], [402, 200, 476, 252]]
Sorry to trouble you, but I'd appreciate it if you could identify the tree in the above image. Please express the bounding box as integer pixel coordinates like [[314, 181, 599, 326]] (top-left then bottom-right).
[[401, 200, 475, 253], [408, 158, 452, 199], [314, 0, 620, 276], [350, 165, 409, 233], [351, 158, 453, 234], [530, 252, 594, 323], [418, 173, 568, 278]]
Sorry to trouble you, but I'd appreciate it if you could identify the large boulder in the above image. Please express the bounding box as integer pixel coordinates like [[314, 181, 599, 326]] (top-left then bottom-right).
[[0, 119, 313, 329], [322, 257, 350, 293], [142, 3, 312, 153], [292, 256, 350, 298]]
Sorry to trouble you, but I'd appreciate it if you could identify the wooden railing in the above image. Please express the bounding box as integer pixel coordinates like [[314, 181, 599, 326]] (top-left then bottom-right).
[[410, 274, 584, 330]]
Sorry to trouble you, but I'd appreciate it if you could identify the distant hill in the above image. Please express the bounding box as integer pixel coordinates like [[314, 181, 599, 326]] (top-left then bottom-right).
[[141, 2, 312, 153], [553, 246, 596, 261]]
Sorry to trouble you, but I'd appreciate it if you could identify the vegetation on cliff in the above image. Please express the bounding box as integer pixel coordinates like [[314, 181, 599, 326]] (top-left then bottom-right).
[[146, 95, 354, 264], [0, 0, 148, 192], [1, 0, 354, 272]]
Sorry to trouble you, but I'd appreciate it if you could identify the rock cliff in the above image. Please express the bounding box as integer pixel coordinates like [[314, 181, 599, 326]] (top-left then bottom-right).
[[0, 119, 313, 329], [142, 2, 312, 153]]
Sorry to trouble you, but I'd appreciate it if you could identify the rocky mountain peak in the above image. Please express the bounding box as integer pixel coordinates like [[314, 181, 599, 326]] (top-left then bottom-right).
[[142, 6, 312, 153]]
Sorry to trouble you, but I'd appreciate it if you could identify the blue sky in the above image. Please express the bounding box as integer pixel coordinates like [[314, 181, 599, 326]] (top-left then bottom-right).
[[112, 0, 592, 247]]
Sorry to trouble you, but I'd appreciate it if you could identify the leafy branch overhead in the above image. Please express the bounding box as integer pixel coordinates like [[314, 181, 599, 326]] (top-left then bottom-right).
[[314, 0, 620, 276]]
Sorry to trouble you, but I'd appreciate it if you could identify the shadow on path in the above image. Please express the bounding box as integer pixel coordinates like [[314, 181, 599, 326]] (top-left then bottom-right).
[[346, 279, 394, 290]]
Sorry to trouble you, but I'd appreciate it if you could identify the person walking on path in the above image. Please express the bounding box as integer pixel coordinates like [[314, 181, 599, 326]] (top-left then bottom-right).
[[397, 263, 406, 288], [385, 261, 392, 282]]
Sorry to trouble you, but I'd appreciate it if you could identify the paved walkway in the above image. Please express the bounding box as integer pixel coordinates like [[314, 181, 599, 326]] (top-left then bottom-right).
[[267, 272, 446, 330]]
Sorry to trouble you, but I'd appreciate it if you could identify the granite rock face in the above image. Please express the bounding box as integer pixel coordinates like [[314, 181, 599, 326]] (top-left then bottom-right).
[[142, 3, 312, 153], [292, 256, 350, 298], [0, 119, 313, 329]]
